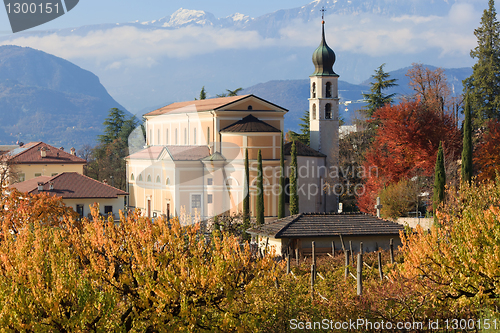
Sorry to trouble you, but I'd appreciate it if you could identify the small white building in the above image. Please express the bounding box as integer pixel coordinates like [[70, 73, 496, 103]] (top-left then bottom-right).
[[10, 172, 128, 219]]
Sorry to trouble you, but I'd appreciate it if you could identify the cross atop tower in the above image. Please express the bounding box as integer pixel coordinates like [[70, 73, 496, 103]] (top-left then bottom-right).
[[320, 7, 326, 21]]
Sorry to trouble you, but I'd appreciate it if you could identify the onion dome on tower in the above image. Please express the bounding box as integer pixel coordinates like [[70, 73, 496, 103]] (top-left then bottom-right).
[[311, 20, 337, 76]]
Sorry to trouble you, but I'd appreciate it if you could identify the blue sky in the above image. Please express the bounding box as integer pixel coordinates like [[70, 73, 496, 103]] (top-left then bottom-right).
[[1, 0, 309, 33]]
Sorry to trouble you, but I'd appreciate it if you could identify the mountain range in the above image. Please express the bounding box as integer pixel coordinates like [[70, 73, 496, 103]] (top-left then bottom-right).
[[0, 0, 479, 114], [0, 45, 127, 149]]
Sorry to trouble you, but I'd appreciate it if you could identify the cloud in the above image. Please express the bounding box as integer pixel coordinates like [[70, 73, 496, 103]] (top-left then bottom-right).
[[279, 5, 480, 58], [0, 4, 481, 68], [0, 25, 276, 66]]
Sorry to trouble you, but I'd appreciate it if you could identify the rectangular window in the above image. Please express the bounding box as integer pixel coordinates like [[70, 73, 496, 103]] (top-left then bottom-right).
[[194, 128, 197, 145], [166, 129, 169, 145], [34, 173, 41, 178], [157, 129, 160, 144], [184, 128, 187, 145], [149, 129, 152, 145], [18, 173, 26, 182], [207, 194, 213, 204], [76, 204, 84, 218], [207, 178, 213, 185], [175, 129, 178, 144], [51, 173, 58, 176], [104, 206, 113, 214], [191, 194, 202, 210]]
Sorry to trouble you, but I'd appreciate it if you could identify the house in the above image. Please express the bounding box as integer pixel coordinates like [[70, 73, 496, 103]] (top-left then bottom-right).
[[4, 142, 86, 183], [126, 19, 341, 219], [247, 213, 404, 256], [10, 172, 128, 218]]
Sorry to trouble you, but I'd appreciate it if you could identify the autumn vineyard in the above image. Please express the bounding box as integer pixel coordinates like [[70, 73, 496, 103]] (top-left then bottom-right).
[[0, 179, 497, 332]]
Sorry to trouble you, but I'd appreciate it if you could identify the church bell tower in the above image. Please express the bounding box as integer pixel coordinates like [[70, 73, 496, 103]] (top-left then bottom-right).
[[309, 13, 339, 212]]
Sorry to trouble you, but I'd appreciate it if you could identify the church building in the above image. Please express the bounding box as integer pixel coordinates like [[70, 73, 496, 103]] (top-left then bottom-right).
[[125, 19, 340, 220]]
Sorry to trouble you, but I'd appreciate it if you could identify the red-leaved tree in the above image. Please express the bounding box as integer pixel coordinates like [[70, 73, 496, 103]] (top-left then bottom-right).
[[357, 99, 462, 214], [474, 120, 500, 182]]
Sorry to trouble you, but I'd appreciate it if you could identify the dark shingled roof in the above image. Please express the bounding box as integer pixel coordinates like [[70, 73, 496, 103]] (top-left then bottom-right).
[[247, 213, 404, 238], [10, 172, 128, 199], [284, 141, 326, 158], [221, 114, 280, 133]]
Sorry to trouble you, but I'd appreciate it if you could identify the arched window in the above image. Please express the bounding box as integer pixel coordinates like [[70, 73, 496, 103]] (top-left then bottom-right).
[[166, 178, 170, 185], [248, 105, 253, 110], [312, 82, 316, 98], [130, 173, 135, 181], [184, 128, 187, 145], [166, 129, 169, 145], [138, 174, 143, 182], [156, 175, 161, 183], [175, 129, 178, 144], [147, 174, 152, 182], [312, 104, 317, 120], [326, 82, 332, 98], [325, 103, 332, 119], [194, 128, 197, 145]]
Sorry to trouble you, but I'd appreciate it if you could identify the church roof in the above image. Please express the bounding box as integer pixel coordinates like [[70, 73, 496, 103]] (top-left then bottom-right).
[[311, 22, 338, 77], [247, 213, 404, 239], [166, 146, 211, 161], [221, 114, 280, 133], [284, 141, 326, 158]]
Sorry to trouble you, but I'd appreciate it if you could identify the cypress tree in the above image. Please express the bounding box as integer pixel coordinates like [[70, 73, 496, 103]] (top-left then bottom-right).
[[278, 132, 285, 218], [243, 148, 250, 222], [289, 141, 299, 215], [433, 141, 446, 215], [461, 96, 473, 184], [256, 149, 265, 225]]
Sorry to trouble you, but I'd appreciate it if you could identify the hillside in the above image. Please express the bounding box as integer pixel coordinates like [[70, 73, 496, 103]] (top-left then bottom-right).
[[0, 45, 127, 149]]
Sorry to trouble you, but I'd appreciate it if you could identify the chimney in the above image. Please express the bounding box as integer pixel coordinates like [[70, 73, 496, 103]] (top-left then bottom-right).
[[70, 147, 76, 156], [103, 179, 108, 185], [59, 147, 64, 151], [40, 147, 46, 158], [37, 182, 44, 191]]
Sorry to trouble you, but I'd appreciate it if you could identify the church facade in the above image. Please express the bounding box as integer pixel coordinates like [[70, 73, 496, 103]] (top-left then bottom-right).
[[125, 21, 340, 220]]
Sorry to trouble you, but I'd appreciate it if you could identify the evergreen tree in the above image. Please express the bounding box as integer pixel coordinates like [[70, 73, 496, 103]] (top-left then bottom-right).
[[278, 132, 285, 219], [99, 108, 126, 144], [256, 150, 265, 225], [195, 86, 207, 100], [464, 0, 500, 127], [461, 96, 473, 184], [362, 64, 398, 118], [243, 148, 250, 223], [433, 141, 446, 215], [287, 110, 310, 146], [289, 141, 299, 215]]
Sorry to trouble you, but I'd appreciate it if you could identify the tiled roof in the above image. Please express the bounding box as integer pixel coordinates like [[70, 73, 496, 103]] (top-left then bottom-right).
[[7, 142, 86, 164], [284, 141, 326, 158], [221, 114, 280, 133], [201, 152, 226, 161], [126, 146, 165, 160], [145, 95, 250, 116], [10, 172, 128, 199], [166, 146, 211, 161], [247, 213, 404, 238]]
